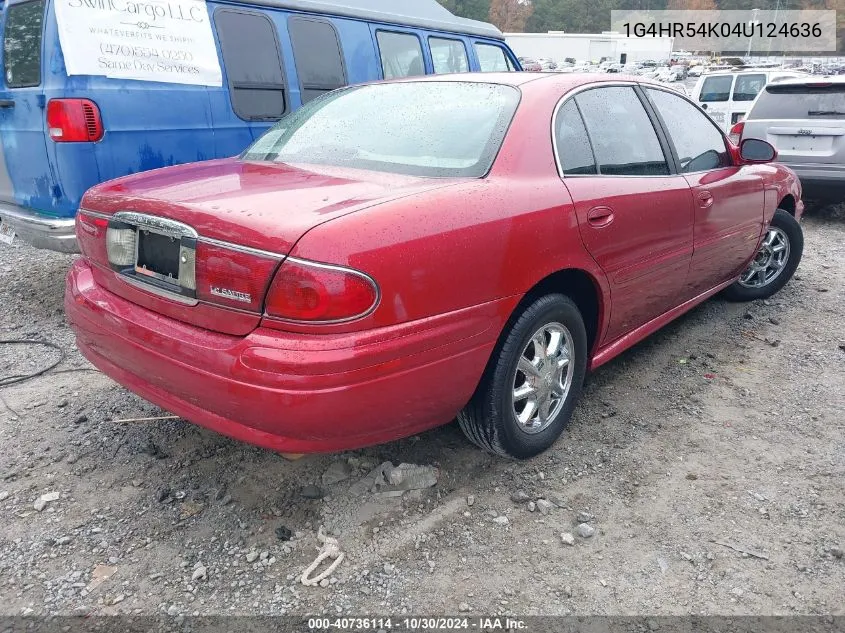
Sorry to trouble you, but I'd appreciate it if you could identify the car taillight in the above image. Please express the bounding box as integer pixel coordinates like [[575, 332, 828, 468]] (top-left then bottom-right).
[[106, 223, 137, 267], [76, 210, 109, 261], [729, 121, 744, 145], [194, 242, 280, 313], [264, 258, 379, 323], [47, 99, 103, 142]]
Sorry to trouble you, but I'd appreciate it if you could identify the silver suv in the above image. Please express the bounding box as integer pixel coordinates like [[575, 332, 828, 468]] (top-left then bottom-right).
[[741, 77, 845, 201]]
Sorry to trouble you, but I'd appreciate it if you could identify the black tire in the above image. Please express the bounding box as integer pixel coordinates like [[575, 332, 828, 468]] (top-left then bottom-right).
[[458, 294, 588, 459], [723, 208, 803, 302]]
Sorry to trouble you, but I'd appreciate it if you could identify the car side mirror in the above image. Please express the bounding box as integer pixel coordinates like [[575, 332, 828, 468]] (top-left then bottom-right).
[[740, 138, 777, 163]]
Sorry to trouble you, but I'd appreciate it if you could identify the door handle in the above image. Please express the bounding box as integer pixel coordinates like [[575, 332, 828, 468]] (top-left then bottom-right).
[[698, 191, 714, 209], [0, 99, 14, 108], [586, 206, 614, 228]]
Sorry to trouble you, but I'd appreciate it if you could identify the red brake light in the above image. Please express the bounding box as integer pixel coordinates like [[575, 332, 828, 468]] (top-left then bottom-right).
[[729, 121, 744, 145], [47, 99, 103, 142], [75, 210, 110, 261], [264, 258, 379, 323], [194, 242, 281, 313]]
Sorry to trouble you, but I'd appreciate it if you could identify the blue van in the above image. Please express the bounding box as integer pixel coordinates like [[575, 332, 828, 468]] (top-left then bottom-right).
[[0, 0, 517, 251]]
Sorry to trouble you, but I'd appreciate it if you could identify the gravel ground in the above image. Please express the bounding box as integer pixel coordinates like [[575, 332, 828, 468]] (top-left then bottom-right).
[[0, 203, 843, 618]]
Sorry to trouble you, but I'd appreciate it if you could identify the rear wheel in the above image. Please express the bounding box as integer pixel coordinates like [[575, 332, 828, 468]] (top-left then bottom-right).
[[723, 208, 803, 301], [458, 294, 588, 459]]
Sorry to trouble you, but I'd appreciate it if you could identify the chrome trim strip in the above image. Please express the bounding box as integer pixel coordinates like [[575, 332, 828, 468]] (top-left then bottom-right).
[[78, 208, 111, 221], [266, 256, 381, 325], [118, 273, 199, 306], [199, 237, 284, 260], [112, 211, 198, 238]]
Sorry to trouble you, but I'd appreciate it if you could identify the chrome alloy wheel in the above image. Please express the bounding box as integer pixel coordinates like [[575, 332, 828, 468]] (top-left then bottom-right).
[[511, 322, 574, 434], [738, 226, 791, 289]]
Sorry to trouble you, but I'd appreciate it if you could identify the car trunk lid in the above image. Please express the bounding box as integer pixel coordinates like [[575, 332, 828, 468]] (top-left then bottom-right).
[[79, 158, 462, 335]]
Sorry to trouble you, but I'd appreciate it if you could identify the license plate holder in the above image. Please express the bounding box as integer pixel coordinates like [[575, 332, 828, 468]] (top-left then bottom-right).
[[135, 227, 182, 286], [0, 218, 15, 245]]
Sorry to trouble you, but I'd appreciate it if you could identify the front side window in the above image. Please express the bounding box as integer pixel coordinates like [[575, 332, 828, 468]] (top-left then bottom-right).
[[699, 75, 733, 102], [3, 0, 45, 88], [429, 37, 468, 74], [287, 17, 346, 104], [574, 87, 668, 176], [377, 31, 424, 79], [475, 43, 512, 72], [242, 82, 519, 178], [554, 99, 596, 175], [647, 88, 729, 173], [215, 10, 286, 120], [733, 73, 766, 102]]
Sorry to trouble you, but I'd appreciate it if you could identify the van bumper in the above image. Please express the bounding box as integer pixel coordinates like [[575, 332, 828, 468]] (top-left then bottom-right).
[[0, 202, 79, 253]]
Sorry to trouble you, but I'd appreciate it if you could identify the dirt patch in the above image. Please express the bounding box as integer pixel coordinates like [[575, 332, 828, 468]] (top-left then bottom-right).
[[0, 206, 843, 616]]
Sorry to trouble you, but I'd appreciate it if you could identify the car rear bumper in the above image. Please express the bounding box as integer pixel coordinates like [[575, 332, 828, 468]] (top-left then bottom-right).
[[781, 163, 845, 200], [0, 202, 79, 253], [65, 259, 510, 453]]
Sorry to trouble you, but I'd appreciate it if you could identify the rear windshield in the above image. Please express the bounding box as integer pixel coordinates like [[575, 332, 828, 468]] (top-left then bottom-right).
[[699, 75, 732, 102], [242, 82, 520, 178], [749, 84, 845, 120], [3, 0, 44, 88]]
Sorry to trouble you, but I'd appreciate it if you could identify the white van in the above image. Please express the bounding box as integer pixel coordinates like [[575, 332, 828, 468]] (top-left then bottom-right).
[[691, 69, 807, 132]]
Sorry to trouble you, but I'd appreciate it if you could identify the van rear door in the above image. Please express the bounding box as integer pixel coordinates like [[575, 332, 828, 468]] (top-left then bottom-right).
[[0, 0, 61, 220], [696, 73, 733, 131]]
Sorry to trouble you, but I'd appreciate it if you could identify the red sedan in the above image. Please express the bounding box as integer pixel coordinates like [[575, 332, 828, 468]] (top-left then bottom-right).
[[66, 74, 804, 459]]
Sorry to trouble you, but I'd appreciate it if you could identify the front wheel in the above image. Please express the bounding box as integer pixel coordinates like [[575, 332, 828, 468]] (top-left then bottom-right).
[[723, 208, 803, 302], [458, 294, 588, 459]]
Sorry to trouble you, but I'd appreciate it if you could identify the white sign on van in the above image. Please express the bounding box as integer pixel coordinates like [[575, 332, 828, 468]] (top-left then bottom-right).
[[54, 0, 222, 87]]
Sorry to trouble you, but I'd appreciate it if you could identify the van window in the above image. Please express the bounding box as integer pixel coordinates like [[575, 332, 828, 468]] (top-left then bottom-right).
[[215, 10, 287, 120], [733, 74, 766, 102], [475, 43, 513, 72], [699, 75, 733, 102], [429, 37, 468, 74], [377, 32, 425, 79], [3, 0, 45, 88], [288, 17, 346, 104]]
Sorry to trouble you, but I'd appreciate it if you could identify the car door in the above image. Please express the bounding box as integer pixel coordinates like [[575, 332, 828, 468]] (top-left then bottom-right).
[[555, 85, 695, 344], [643, 87, 765, 298]]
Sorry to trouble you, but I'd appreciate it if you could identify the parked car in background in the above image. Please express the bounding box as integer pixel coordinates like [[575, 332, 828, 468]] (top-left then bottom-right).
[[737, 76, 845, 202], [691, 68, 806, 132], [66, 74, 803, 459], [0, 0, 518, 252], [688, 65, 704, 77], [518, 57, 542, 72], [537, 58, 557, 71]]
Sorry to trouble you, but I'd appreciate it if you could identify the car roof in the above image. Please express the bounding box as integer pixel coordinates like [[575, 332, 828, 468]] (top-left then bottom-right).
[[225, 0, 503, 40], [763, 75, 845, 87], [392, 72, 665, 92]]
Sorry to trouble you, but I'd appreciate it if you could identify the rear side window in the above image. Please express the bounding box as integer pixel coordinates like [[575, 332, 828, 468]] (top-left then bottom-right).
[[3, 0, 44, 88], [733, 74, 766, 102], [554, 99, 596, 175], [699, 75, 733, 102], [646, 88, 729, 173], [377, 31, 424, 79], [429, 37, 468, 74], [215, 10, 286, 120], [288, 17, 346, 104], [749, 83, 845, 120], [475, 43, 513, 72], [575, 87, 669, 176]]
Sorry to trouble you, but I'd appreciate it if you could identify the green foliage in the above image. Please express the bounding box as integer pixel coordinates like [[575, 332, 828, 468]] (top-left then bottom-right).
[[436, 0, 492, 22]]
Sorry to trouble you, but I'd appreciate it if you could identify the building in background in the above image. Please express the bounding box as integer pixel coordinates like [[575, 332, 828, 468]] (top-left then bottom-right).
[[505, 31, 673, 64]]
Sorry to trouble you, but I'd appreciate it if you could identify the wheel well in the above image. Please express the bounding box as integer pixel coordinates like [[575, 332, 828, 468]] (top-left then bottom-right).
[[779, 195, 796, 215], [517, 269, 601, 353]]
